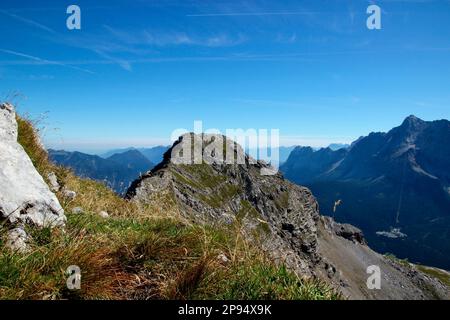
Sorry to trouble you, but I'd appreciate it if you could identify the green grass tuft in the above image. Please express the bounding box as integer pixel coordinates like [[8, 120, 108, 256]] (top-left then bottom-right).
[[417, 265, 450, 287]]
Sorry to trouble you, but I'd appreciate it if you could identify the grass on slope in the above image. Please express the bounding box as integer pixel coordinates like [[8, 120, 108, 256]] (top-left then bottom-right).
[[384, 253, 450, 288], [417, 265, 450, 287], [0, 115, 340, 300]]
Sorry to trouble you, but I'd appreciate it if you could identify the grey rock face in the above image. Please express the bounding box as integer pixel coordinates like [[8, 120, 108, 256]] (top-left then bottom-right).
[[62, 189, 76, 200], [47, 172, 60, 192], [128, 133, 319, 273], [322, 216, 366, 245], [127, 133, 449, 300], [281, 116, 450, 270], [0, 103, 17, 141], [0, 103, 66, 228]]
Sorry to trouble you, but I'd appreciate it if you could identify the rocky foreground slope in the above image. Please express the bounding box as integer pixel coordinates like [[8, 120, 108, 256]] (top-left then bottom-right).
[[127, 133, 450, 299]]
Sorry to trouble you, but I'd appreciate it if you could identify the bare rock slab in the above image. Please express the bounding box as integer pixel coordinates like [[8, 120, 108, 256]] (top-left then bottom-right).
[[0, 103, 66, 228]]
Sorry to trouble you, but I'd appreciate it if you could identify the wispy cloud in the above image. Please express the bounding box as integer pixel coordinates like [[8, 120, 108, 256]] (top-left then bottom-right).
[[3, 43, 449, 69], [186, 11, 322, 17], [275, 33, 298, 44], [103, 25, 246, 48], [91, 49, 132, 71], [44, 25, 247, 71], [0, 9, 56, 33], [0, 54, 313, 66], [0, 49, 95, 74], [0, 9, 137, 72]]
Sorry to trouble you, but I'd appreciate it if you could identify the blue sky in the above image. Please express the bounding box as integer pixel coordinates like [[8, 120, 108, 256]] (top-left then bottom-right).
[[1, 0, 449, 153]]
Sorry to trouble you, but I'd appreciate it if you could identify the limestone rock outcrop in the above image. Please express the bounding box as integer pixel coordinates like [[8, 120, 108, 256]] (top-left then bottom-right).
[[0, 103, 66, 231]]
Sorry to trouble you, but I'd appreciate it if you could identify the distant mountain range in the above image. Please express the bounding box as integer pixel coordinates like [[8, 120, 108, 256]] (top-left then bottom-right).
[[246, 146, 297, 166], [281, 115, 450, 269], [48, 142, 349, 195], [244, 145, 348, 167], [48, 149, 155, 194], [100, 146, 170, 164]]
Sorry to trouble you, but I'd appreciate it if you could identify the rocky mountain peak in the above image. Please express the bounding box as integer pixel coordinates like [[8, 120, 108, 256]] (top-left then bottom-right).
[[127, 132, 449, 300], [128, 132, 324, 273], [397, 115, 427, 138], [402, 114, 424, 126], [149, 132, 276, 176]]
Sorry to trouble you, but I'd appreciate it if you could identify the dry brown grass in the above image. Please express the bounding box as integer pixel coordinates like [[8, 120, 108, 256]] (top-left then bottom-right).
[[16, 116, 53, 175], [17, 115, 182, 221], [0, 113, 341, 300], [0, 224, 135, 299]]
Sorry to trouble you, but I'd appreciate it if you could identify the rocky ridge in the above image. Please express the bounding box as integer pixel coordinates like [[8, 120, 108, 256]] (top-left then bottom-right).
[[127, 133, 450, 299]]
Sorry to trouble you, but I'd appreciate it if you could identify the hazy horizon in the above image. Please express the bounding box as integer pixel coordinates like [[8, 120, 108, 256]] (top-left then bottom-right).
[[44, 136, 354, 155], [43, 112, 447, 155]]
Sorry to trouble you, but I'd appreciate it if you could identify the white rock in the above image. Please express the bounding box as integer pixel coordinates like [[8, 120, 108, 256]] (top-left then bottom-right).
[[47, 172, 60, 192], [0, 103, 66, 227], [6, 227, 29, 252], [99, 211, 109, 218], [62, 189, 76, 200], [0, 102, 17, 142]]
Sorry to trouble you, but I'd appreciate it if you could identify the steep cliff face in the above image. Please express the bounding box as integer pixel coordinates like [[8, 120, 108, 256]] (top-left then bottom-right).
[[127, 133, 449, 300], [281, 116, 450, 270]]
